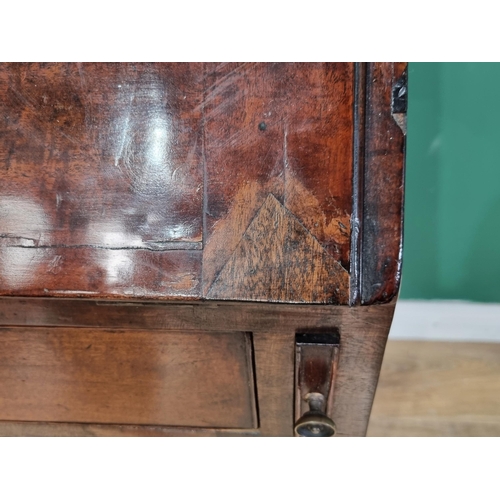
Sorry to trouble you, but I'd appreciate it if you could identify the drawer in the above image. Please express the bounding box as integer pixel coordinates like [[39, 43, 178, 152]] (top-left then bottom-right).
[[0, 63, 406, 436], [0, 328, 258, 429]]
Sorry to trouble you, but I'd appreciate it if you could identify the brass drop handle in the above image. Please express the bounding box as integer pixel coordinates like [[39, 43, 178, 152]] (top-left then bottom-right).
[[294, 392, 336, 437], [294, 331, 340, 437]]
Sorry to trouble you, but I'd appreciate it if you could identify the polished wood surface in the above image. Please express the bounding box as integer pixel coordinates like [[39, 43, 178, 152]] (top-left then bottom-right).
[[358, 63, 406, 305], [368, 341, 500, 437], [0, 298, 395, 436], [0, 327, 257, 428], [0, 63, 204, 300], [0, 63, 406, 436], [0, 63, 405, 305], [0, 63, 204, 249], [202, 63, 353, 303]]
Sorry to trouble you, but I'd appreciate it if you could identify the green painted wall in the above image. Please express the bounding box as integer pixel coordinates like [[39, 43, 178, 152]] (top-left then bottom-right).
[[401, 63, 500, 302]]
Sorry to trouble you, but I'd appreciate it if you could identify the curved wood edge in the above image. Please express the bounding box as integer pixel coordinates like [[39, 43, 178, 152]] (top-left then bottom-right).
[[357, 62, 407, 305]]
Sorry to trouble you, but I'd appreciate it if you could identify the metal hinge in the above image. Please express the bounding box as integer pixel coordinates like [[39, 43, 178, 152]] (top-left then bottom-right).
[[392, 70, 408, 135]]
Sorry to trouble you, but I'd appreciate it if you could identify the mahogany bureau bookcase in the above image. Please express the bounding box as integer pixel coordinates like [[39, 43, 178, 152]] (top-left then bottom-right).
[[0, 63, 406, 437]]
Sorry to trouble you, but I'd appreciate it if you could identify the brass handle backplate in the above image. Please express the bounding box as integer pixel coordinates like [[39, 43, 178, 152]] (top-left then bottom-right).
[[294, 331, 340, 437]]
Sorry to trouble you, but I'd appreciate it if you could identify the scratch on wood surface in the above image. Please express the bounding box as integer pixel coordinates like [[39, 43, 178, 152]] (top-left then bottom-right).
[[47, 255, 63, 274]]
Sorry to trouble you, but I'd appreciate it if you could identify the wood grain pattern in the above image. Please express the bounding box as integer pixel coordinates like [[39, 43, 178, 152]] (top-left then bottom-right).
[[207, 195, 349, 303], [359, 62, 407, 305], [0, 63, 204, 248], [0, 297, 396, 436], [0, 327, 257, 429], [0, 63, 406, 436], [368, 341, 500, 437], [0, 421, 259, 437], [0, 63, 405, 305], [0, 62, 205, 301], [0, 248, 201, 299], [202, 63, 353, 303]]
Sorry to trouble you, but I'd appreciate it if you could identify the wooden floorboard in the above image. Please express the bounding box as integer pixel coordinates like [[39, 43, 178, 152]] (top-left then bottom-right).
[[367, 340, 500, 437]]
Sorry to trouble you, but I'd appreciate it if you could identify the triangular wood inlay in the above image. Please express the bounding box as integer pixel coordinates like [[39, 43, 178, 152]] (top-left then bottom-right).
[[207, 195, 349, 304]]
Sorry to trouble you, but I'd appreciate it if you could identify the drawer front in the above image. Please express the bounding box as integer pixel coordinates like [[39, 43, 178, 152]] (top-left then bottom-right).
[[0, 328, 257, 429]]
